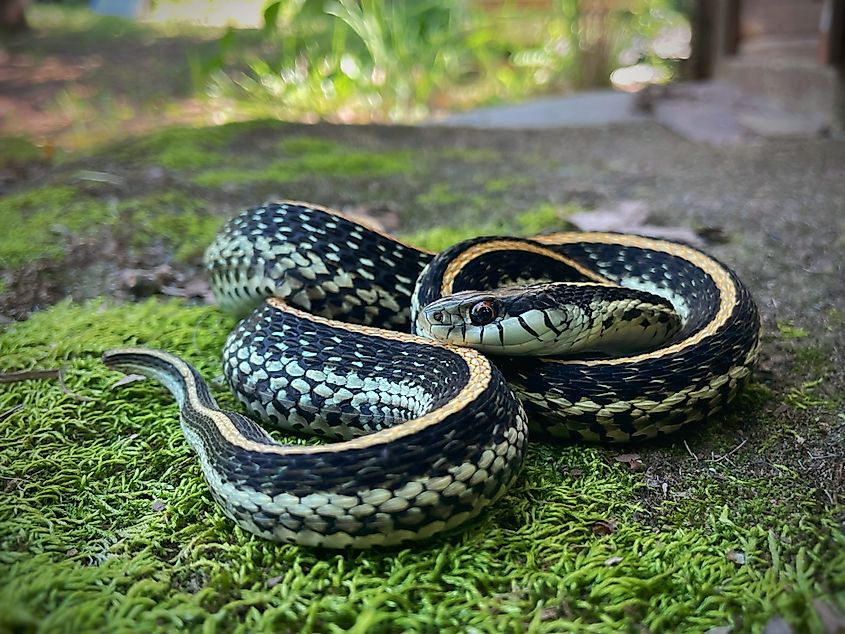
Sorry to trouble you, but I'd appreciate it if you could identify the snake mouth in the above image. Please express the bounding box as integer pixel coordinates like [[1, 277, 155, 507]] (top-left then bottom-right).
[[415, 306, 455, 340]]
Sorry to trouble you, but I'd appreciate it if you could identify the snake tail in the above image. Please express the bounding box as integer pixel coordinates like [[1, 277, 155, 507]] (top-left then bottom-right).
[[103, 318, 528, 547]]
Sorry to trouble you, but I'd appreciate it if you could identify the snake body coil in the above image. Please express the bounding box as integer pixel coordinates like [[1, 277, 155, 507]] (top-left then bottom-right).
[[104, 201, 760, 547]]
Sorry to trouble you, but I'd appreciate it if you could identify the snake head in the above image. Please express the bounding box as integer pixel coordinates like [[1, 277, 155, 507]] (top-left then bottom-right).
[[416, 285, 563, 356], [416, 283, 682, 357]]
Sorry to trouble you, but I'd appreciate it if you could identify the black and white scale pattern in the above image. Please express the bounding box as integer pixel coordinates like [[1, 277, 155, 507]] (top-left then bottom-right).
[[104, 346, 528, 548], [218, 302, 529, 547], [225, 302, 458, 439], [105, 203, 759, 547], [417, 236, 761, 443], [208, 205, 760, 445], [206, 202, 430, 328]]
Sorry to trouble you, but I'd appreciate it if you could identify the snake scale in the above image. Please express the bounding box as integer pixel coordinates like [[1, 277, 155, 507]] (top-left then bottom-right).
[[104, 200, 760, 547]]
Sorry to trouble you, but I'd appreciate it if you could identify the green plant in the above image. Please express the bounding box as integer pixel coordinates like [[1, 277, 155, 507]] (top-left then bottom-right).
[[204, 0, 688, 123]]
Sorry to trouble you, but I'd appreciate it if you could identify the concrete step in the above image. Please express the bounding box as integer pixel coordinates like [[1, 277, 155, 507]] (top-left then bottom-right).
[[719, 54, 840, 122]]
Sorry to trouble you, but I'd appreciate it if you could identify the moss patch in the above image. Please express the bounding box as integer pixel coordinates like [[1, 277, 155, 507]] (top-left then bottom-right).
[[118, 192, 225, 263], [0, 136, 44, 165], [0, 185, 111, 267], [124, 124, 243, 170], [193, 136, 413, 187], [1, 300, 843, 632], [0, 187, 224, 269], [404, 203, 575, 252], [777, 321, 810, 340]]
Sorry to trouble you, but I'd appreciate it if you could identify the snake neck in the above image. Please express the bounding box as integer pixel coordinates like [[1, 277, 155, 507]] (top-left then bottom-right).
[[416, 282, 683, 357]]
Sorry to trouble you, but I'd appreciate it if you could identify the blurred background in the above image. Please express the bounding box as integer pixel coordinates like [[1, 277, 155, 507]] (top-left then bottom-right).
[[0, 0, 842, 153]]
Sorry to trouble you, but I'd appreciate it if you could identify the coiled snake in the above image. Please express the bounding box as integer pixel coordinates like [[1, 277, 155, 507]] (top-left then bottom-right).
[[104, 201, 760, 548]]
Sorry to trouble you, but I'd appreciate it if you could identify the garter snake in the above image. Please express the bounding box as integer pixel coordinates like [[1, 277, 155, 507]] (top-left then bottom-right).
[[104, 201, 760, 547]]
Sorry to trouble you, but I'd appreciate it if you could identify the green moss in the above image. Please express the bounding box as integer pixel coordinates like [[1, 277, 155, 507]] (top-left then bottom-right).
[[783, 378, 833, 410], [127, 126, 235, 169], [514, 203, 576, 235], [415, 183, 464, 207], [279, 136, 342, 155], [665, 465, 817, 532], [0, 185, 111, 267], [292, 149, 412, 177], [482, 176, 533, 193], [119, 192, 225, 263], [404, 224, 499, 252], [403, 204, 574, 251], [792, 345, 832, 376], [777, 321, 809, 339], [124, 123, 283, 170], [193, 146, 412, 187], [0, 136, 43, 165], [0, 185, 227, 269], [156, 144, 226, 170], [0, 299, 843, 632]]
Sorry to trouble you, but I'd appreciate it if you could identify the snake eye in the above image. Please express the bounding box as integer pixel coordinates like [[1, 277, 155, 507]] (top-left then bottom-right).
[[469, 300, 498, 326], [431, 310, 444, 323]]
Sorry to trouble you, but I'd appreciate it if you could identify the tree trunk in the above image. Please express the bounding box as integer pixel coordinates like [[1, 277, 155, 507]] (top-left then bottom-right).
[[0, 0, 30, 33]]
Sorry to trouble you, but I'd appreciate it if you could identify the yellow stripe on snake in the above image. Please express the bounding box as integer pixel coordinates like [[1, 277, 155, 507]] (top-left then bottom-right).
[[104, 201, 760, 548]]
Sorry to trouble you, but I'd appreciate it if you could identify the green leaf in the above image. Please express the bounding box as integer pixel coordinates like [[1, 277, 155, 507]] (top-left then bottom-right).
[[263, 1, 282, 33]]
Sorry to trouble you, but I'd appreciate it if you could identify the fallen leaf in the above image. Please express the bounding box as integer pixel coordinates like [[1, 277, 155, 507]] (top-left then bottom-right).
[[726, 550, 746, 565], [539, 607, 559, 621], [604, 556, 623, 566], [569, 200, 710, 247], [613, 453, 644, 471], [160, 278, 214, 302], [266, 575, 284, 588], [592, 519, 618, 536], [120, 264, 177, 298]]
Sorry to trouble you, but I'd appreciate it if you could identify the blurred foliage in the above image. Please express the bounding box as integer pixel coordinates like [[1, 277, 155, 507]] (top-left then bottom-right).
[[204, 0, 690, 123]]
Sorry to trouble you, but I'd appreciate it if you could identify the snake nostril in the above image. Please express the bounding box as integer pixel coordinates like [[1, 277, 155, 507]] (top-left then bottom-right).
[[431, 310, 444, 323]]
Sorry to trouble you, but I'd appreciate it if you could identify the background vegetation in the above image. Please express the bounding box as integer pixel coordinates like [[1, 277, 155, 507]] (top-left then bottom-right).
[[204, 0, 690, 122], [1, 0, 689, 151]]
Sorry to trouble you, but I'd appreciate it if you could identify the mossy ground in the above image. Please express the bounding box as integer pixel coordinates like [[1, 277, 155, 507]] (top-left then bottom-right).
[[1, 301, 842, 633], [1, 121, 844, 632]]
